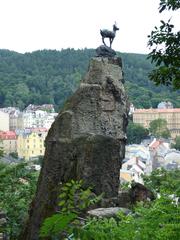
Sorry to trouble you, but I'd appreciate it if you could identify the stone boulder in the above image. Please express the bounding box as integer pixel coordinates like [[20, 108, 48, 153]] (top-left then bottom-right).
[[20, 57, 129, 240], [129, 182, 155, 204], [87, 207, 131, 218], [96, 45, 116, 57]]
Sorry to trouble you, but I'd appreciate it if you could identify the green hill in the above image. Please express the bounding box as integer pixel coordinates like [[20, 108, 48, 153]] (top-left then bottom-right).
[[0, 48, 179, 111]]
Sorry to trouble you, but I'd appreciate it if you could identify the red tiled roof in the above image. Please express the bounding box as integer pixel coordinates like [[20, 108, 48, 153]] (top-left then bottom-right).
[[31, 128, 48, 132], [0, 131, 17, 140], [149, 140, 162, 149]]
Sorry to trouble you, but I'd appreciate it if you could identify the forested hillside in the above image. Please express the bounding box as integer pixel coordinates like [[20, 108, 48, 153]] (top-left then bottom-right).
[[0, 48, 179, 111]]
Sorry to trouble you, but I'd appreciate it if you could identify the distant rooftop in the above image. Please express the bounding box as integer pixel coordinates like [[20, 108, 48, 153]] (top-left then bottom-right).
[[157, 101, 173, 109], [25, 104, 55, 112], [134, 108, 180, 113], [0, 131, 17, 140]]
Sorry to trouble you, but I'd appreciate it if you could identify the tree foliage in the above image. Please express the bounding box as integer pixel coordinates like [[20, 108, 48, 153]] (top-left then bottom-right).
[[127, 121, 149, 144], [40, 180, 102, 239], [171, 136, 180, 150], [148, 0, 180, 89], [77, 197, 180, 240], [149, 118, 171, 138], [0, 146, 4, 158], [74, 169, 180, 240], [0, 162, 39, 239], [0, 49, 180, 111], [143, 168, 180, 196]]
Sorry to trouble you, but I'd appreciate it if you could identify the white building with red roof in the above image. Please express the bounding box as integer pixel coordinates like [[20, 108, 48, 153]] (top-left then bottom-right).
[[0, 131, 17, 155]]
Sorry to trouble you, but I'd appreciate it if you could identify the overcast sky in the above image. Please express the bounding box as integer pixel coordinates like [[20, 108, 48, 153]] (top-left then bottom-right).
[[0, 0, 179, 54]]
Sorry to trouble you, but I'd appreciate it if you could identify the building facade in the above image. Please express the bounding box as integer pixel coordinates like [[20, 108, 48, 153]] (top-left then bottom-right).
[[17, 128, 47, 160], [0, 131, 17, 154], [0, 111, 9, 131], [133, 108, 180, 138]]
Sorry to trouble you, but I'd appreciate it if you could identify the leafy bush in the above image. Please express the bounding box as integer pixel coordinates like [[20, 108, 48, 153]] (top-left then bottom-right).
[[40, 180, 102, 239], [74, 169, 180, 240], [0, 162, 39, 239], [75, 196, 180, 240], [143, 168, 180, 196]]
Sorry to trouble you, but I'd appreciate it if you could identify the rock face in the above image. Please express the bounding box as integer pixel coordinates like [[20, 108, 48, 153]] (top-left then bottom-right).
[[20, 57, 129, 240]]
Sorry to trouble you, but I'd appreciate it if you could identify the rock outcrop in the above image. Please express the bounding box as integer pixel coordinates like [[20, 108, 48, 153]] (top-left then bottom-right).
[[20, 56, 129, 240], [96, 45, 116, 57]]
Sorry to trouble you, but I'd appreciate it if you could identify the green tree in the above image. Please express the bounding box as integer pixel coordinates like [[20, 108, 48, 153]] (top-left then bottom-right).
[[149, 118, 171, 138], [0, 49, 180, 111], [0, 147, 4, 158], [148, 0, 180, 89], [143, 168, 180, 196], [0, 142, 4, 158], [9, 152, 18, 159], [0, 162, 39, 239], [171, 136, 180, 150], [127, 121, 149, 144]]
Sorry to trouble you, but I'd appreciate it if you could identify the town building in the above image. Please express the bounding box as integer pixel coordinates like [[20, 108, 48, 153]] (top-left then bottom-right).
[[0, 107, 21, 131], [25, 104, 55, 112], [149, 139, 170, 169], [17, 110, 57, 130], [9, 109, 21, 131], [157, 101, 173, 109], [0, 111, 9, 131], [164, 150, 180, 169], [17, 128, 48, 160], [0, 131, 17, 155], [120, 157, 146, 184], [133, 108, 180, 138], [0, 105, 57, 131]]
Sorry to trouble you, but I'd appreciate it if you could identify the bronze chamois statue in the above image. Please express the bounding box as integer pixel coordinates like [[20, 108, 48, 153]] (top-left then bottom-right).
[[100, 23, 119, 48]]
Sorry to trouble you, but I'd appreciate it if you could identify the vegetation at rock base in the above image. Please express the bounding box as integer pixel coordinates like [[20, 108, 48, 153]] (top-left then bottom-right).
[[0, 162, 39, 239], [1, 161, 180, 240], [148, 0, 180, 89], [0, 49, 179, 111], [38, 169, 180, 240], [40, 180, 102, 239], [75, 196, 180, 240], [73, 169, 180, 240]]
